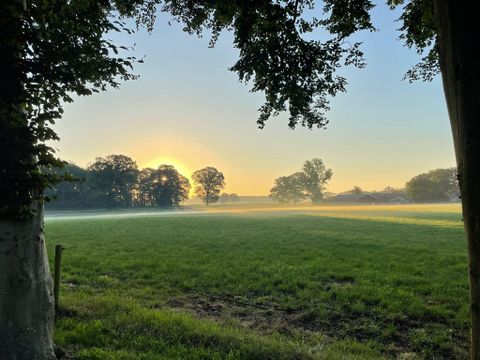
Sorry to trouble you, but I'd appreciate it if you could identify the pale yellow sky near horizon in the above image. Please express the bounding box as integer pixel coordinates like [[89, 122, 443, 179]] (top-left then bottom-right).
[[54, 114, 455, 196], [52, 6, 456, 196]]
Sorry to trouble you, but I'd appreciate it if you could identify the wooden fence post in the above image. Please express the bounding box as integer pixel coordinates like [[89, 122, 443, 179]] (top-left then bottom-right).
[[54, 244, 63, 312]]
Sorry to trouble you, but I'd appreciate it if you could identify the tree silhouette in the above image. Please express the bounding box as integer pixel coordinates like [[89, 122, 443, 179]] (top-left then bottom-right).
[[270, 172, 306, 204], [406, 168, 458, 202], [192, 167, 225, 205], [270, 158, 333, 204], [146, 165, 191, 207], [88, 155, 139, 208], [300, 158, 333, 203]]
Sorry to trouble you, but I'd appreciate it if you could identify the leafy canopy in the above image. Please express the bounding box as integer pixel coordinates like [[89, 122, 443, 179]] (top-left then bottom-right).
[[0, 0, 143, 217], [138, 165, 191, 207], [406, 168, 458, 202], [192, 167, 225, 205], [270, 158, 332, 203], [1, 0, 439, 217], [88, 155, 139, 207], [270, 172, 307, 204]]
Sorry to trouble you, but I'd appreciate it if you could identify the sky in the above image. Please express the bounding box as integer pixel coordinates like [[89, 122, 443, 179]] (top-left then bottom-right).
[[52, 3, 455, 195]]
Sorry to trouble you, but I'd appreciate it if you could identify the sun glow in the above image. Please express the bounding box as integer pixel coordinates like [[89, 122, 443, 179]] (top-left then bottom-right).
[[143, 157, 192, 179]]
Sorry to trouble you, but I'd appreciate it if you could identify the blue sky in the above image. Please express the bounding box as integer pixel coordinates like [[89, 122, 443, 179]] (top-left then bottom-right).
[[53, 3, 455, 195]]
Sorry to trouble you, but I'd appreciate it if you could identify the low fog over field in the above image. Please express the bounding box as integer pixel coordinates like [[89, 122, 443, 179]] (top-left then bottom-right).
[[45, 203, 462, 222]]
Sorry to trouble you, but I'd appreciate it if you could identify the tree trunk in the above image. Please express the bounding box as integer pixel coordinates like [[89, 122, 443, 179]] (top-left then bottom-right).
[[1, 2, 56, 357], [434, 1, 480, 358], [0, 202, 56, 360]]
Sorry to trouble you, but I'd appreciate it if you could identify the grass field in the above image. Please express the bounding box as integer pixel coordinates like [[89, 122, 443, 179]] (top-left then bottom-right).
[[45, 203, 469, 359]]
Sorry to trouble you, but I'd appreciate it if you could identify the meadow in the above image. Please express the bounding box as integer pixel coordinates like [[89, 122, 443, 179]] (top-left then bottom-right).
[[45, 204, 469, 359]]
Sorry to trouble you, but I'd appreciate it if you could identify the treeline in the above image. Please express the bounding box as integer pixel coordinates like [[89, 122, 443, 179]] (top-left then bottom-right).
[[333, 168, 459, 203], [270, 159, 459, 204], [46, 155, 226, 209], [219, 193, 240, 203]]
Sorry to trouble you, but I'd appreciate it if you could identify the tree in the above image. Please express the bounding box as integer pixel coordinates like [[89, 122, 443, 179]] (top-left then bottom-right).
[[270, 172, 306, 204], [45, 163, 90, 209], [300, 158, 333, 203], [219, 193, 231, 203], [45, 161, 191, 209], [270, 158, 332, 203], [0, 2, 143, 358], [219, 193, 241, 203], [88, 155, 139, 208], [345, 186, 363, 195], [147, 165, 190, 207], [229, 193, 240, 202], [192, 167, 225, 205], [137, 167, 157, 207], [406, 168, 458, 202], [383, 186, 397, 194]]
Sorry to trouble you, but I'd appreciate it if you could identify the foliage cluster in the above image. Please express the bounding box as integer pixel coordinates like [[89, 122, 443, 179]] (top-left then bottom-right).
[[219, 193, 241, 203], [0, 0, 144, 218], [406, 168, 458, 202], [270, 158, 333, 204], [270, 165, 459, 205], [47, 154, 191, 209], [192, 167, 225, 205], [333, 169, 458, 204], [3, 0, 436, 218]]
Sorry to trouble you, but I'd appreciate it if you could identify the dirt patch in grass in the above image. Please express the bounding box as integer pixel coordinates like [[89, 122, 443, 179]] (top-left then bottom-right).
[[164, 294, 303, 336], [163, 293, 467, 359]]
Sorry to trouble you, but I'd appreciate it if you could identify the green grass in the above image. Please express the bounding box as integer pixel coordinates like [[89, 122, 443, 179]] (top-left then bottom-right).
[[46, 204, 469, 359]]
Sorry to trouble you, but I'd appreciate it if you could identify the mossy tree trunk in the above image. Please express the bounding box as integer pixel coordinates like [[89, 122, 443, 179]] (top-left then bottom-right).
[[434, 1, 480, 358], [0, 1, 56, 359], [0, 203, 56, 360]]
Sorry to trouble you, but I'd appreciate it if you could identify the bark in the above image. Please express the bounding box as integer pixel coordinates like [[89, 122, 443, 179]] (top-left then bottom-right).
[[0, 202, 56, 360], [434, 1, 480, 358], [0, 3, 57, 357]]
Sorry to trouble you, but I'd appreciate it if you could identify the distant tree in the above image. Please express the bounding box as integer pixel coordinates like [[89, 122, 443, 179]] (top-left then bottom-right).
[[270, 172, 306, 204], [149, 165, 190, 207], [219, 193, 230, 203], [406, 168, 458, 202], [383, 186, 396, 194], [219, 193, 241, 203], [270, 158, 332, 204], [88, 155, 139, 208], [45, 163, 89, 209], [229, 193, 240, 202], [323, 192, 336, 200], [192, 167, 225, 205], [299, 158, 333, 203], [345, 186, 363, 195], [46, 162, 190, 209], [137, 168, 156, 207]]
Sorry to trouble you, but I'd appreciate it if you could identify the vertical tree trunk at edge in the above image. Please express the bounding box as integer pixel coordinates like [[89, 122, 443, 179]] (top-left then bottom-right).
[[0, 202, 56, 360], [434, 1, 480, 358]]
